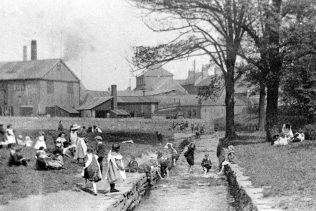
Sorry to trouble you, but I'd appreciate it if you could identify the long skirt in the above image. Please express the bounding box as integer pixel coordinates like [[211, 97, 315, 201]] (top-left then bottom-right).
[[83, 156, 101, 182]]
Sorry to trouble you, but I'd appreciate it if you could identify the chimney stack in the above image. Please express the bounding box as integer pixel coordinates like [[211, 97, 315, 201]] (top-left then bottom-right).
[[31, 40, 37, 60], [111, 84, 117, 110], [23, 46, 27, 61]]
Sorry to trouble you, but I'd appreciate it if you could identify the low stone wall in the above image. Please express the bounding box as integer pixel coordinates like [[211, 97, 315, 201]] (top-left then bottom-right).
[[224, 163, 283, 211], [105, 134, 193, 211], [0, 116, 214, 135]]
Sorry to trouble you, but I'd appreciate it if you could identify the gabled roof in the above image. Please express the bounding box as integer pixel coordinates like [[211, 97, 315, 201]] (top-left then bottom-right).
[[0, 59, 66, 80], [77, 96, 113, 110], [152, 78, 187, 94], [117, 96, 158, 103], [142, 64, 173, 77], [55, 105, 79, 114]]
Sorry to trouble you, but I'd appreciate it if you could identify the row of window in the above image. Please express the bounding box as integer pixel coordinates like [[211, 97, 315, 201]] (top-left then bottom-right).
[[47, 81, 74, 94], [13, 82, 74, 94]]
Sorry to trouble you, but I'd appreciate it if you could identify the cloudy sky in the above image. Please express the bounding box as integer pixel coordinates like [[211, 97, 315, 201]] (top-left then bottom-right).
[[0, 0, 209, 90]]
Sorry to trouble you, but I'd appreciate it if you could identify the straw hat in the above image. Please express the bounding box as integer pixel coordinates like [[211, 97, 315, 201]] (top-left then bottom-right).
[[71, 124, 80, 130], [94, 136, 102, 141]]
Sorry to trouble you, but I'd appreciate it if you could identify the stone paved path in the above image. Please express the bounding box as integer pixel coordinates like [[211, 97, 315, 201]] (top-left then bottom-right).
[[136, 133, 234, 211]]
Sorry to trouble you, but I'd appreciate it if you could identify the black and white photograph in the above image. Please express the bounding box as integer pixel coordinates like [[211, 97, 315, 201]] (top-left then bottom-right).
[[0, 0, 315, 210]]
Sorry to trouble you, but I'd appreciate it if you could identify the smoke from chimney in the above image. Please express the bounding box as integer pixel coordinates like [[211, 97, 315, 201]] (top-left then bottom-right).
[[23, 46, 27, 61], [31, 40, 37, 60]]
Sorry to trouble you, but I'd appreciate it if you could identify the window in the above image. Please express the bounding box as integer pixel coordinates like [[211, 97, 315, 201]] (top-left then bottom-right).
[[15, 82, 25, 91], [193, 109, 196, 117], [47, 81, 54, 94], [67, 83, 73, 94], [188, 110, 191, 118]]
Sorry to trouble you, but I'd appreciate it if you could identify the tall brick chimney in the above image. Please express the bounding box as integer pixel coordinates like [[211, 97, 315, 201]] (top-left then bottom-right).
[[23, 46, 27, 61], [31, 40, 37, 60], [111, 84, 117, 110]]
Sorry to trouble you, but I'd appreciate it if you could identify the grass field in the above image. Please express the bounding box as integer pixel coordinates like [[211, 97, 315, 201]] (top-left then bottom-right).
[[0, 129, 166, 205], [235, 139, 316, 210]]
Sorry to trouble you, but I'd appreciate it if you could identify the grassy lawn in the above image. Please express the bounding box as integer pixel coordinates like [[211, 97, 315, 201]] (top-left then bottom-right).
[[235, 139, 316, 210], [0, 129, 165, 205]]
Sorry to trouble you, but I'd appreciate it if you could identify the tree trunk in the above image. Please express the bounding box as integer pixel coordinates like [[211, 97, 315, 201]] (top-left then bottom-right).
[[225, 69, 236, 140], [265, 0, 282, 143], [265, 78, 279, 143], [258, 82, 266, 131]]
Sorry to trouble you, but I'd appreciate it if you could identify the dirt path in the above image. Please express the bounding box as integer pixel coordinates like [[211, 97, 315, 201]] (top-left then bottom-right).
[[136, 134, 234, 211]]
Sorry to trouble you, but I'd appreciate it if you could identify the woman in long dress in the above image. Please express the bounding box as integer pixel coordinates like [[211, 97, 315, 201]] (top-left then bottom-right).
[[106, 143, 126, 193], [74, 137, 87, 163], [82, 148, 102, 196]]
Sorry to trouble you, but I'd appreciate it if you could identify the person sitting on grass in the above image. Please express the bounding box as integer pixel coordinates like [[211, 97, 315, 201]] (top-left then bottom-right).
[[106, 143, 126, 193], [55, 132, 67, 151], [292, 129, 305, 143], [82, 148, 102, 196], [8, 145, 29, 167], [201, 153, 212, 175], [184, 143, 196, 173], [35, 146, 49, 170], [46, 149, 64, 170], [217, 145, 236, 176]]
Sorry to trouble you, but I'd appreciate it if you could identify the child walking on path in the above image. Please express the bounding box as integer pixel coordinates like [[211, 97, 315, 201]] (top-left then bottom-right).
[[184, 143, 195, 173], [201, 153, 212, 175], [106, 143, 126, 193], [82, 148, 102, 196]]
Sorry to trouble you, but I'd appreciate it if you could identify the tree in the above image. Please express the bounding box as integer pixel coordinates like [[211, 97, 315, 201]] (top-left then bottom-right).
[[239, 0, 316, 140], [130, 0, 250, 140]]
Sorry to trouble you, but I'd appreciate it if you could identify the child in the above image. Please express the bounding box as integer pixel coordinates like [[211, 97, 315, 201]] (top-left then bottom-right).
[[96, 136, 106, 174], [164, 143, 178, 166], [201, 153, 212, 175], [47, 150, 64, 170], [5, 124, 17, 148], [8, 145, 29, 167], [74, 136, 87, 163], [55, 132, 66, 151], [157, 150, 171, 178], [184, 143, 195, 173], [34, 131, 47, 150], [82, 148, 102, 196], [36, 146, 49, 170], [292, 129, 305, 142], [106, 143, 126, 193]]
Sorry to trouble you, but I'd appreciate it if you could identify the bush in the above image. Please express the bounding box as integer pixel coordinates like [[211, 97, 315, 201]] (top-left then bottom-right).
[[303, 124, 316, 140]]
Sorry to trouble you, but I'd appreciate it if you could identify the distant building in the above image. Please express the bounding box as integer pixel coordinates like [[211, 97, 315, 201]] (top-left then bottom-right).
[[177, 64, 210, 94], [0, 41, 80, 116], [77, 85, 159, 118], [135, 64, 187, 95]]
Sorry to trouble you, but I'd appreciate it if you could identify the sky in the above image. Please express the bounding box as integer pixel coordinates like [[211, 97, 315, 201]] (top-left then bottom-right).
[[0, 0, 209, 90]]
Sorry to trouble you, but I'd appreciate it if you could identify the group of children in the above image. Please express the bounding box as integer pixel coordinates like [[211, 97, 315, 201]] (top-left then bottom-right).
[[273, 124, 305, 146]]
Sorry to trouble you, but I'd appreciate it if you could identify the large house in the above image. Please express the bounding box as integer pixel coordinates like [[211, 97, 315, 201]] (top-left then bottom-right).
[[0, 41, 80, 116], [135, 64, 187, 95]]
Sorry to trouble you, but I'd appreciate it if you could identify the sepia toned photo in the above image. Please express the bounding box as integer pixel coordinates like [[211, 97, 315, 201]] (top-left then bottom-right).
[[0, 0, 315, 210]]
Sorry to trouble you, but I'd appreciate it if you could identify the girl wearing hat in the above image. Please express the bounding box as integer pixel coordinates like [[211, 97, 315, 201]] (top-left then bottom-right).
[[106, 143, 126, 193], [34, 131, 47, 150], [82, 148, 102, 196]]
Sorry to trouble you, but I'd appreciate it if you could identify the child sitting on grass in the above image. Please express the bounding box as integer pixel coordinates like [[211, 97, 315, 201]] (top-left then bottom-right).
[[8, 145, 29, 167], [46, 149, 64, 170], [201, 153, 212, 175]]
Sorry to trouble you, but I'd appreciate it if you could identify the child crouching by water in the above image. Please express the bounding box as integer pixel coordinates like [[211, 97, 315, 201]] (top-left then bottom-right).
[[106, 143, 126, 193], [82, 148, 102, 196]]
